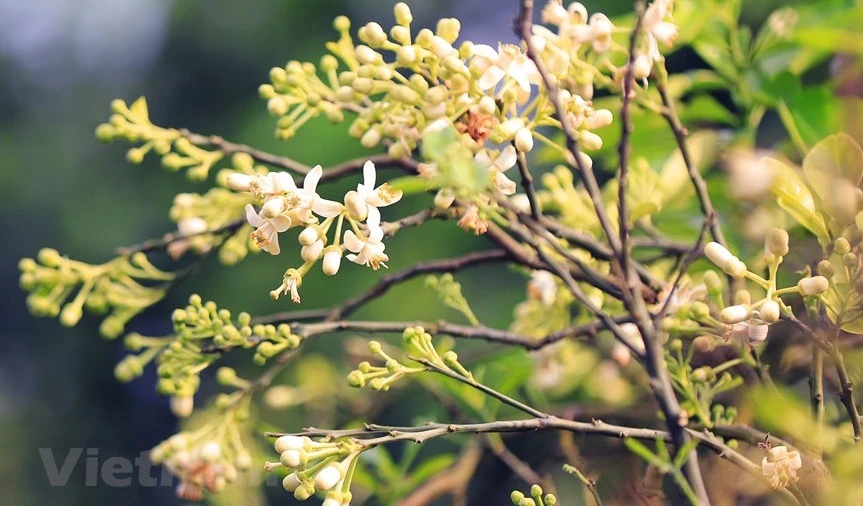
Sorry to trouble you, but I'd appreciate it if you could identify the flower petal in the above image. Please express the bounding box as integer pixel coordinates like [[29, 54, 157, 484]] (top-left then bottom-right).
[[368, 225, 384, 243], [304, 165, 323, 193], [244, 204, 265, 227], [363, 160, 377, 189], [496, 145, 518, 171], [366, 205, 381, 229], [343, 230, 364, 253], [494, 171, 518, 195], [272, 215, 293, 233], [478, 66, 506, 90], [313, 198, 343, 218], [470, 44, 499, 62]]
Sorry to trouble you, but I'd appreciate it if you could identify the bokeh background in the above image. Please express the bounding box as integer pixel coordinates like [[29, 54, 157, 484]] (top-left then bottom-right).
[[0, 0, 813, 505]]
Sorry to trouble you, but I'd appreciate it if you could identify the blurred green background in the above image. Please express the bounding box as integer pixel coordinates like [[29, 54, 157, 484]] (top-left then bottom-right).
[[0, 0, 809, 505]]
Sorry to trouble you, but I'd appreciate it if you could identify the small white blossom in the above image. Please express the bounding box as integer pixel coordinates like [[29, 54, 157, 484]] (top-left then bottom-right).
[[470, 43, 541, 100], [573, 13, 615, 52], [761, 446, 802, 489], [527, 270, 557, 306], [167, 217, 211, 260], [245, 204, 291, 255], [344, 227, 389, 270], [476, 145, 518, 195], [357, 161, 403, 228], [642, 0, 678, 63]]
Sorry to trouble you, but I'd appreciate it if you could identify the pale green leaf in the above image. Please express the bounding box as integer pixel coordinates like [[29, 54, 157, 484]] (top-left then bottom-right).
[[765, 157, 830, 244]]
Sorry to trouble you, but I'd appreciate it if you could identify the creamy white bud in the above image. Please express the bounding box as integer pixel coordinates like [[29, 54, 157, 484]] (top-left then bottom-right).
[[499, 118, 525, 139], [434, 188, 456, 209], [515, 128, 534, 152], [200, 441, 221, 462], [274, 435, 305, 453], [322, 498, 341, 506], [322, 248, 342, 276], [262, 198, 286, 218], [299, 227, 319, 246], [344, 191, 368, 221], [478, 96, 497, 115], [760, 299, 780, 323], [235, 452, 253, 470], [315, 464, 342, 491], [301, 240, 324, 262], [226, 173, 253, 192], [280, 449, 302, 468], [580, 131, 603, 150], [632, 55, 652, 80], [431, 36, 455, 59], [590, 109, 614, 129], [283, 473, 301, 492], [765, 228, 790, 258], [355, 45, 378, 65], [720, 305, 750, 324], [726, 259, 748, 278], [169, 395, 194, 418], [704, 242, 736, 269], [798, 276, 829, 296]]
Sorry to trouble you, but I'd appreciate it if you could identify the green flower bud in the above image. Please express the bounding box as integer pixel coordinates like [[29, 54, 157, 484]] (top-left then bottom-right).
[[95, 123, 115, 142], [511, 491, 525, 504], [38, 248, 62, 267], [818, 259, 835, 278], [529, 484, 542, 498], [333, 15, 350, 32], [368, 341, 383, 354], [216, 367, 237, 385], [835, 237, 851, 255], [347, 370, 365, 388], [843, 252, 858, 267], [692, 367, 711, 382]]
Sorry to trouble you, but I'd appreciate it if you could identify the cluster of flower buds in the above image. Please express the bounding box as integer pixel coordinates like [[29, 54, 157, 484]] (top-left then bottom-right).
[[19, 249, 173, 338], [689, 229, 829, 347], [226, 160, 402, 303], [95, 98, 224, 181], [267, 435, 360, 505], [150, 412, 253, 501], [511, 484, 557, 506], [167, 187, 255, 263]]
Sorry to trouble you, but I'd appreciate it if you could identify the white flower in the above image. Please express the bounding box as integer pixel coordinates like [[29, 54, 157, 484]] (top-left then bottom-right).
[[761, 445, 802, 489], [274, 435, 305, 453], [573, 13, 615, 52], [344, 227, 389, 270], [271, 270, 303, 303], [642, 0, 678, 62], [476, 146, 518, 195], [527, 270, 557, 306], [245, 204, 291, 255], [356, 161, 403, 228], [199, 441, 221, 462], [470, 43, 541, 100]]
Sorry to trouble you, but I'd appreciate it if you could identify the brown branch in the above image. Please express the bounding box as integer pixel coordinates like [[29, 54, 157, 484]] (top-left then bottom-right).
[[515, 148, 542, 220], [115, 218, 246, 256], [653, 71, 727, 248]]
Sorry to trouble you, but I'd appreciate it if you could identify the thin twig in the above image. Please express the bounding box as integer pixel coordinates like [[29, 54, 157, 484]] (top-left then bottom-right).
[[515, 148, 542, 220], [563, 463, 604, 506], [115, 218, 246, 256]]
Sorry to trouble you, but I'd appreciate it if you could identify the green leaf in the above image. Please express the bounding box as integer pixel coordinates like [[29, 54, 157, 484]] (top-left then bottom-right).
[[624, 438, 666, 468], [777, 87, 840, 152], [678, 95, 737, 126], [765, 157, 830, 244], [388, 175, 428, 197], [406, 454, 457, 488], [657, 130, 722, 207], [802, 133, 863, 227]]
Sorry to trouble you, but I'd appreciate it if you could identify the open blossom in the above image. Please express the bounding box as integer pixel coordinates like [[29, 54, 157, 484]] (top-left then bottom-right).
[[356, 160, 403, 228], [642, 0, 678, 62], [470, 43, 541, 100], [476, 145, 518, 195], [573, 13, 615, 52], [344, 227, 389, 270], [761, 446, 802, 489], [245, 204, 291, 255]]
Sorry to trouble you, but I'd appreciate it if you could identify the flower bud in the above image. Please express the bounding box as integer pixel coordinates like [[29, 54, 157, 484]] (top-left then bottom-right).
[[315, 464, 342, 491], [798, 276, 829, 296], [760, 299, 780, 323], [344, 191, 368, 221], [360, 127, 382, 148], [734, 289, 751, 306], [262, 198, 286, 218], [200, 441, 221, 462], [170, 395, 194, 418], [835, 237, 851, 255], [726, 260, 748, 278], [720, 304, 750, 324], [704, 242, 736, 270], [765, 228, 790, 258], [322, 248, 342, 276], [693, 335, 715, 353], [611, 343, 631, 367], [226, 173, 253, 191], [632, 55, 652, 80], [301, 240, 324, 262], [434, 188, 456, 209], [499, 118, 525, 139], [298, 226, 319, 246], [591, 109, 614, 129], [283, 473, 301, 492], [275, 435, 305, 453], [280, 449, 302, 468], [515, 128, 534, 152], [397, 45, 417, 65], [703, 270, 722, 295], [580, 130, 603, 150], [818, 260, 835, 278], [843, 252, 858, 267], [60, 305, 83, 327], [394, 2, 413, 25]]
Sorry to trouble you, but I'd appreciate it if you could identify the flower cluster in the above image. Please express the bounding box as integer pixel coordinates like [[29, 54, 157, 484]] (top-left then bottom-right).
[[227, 160, 402, 302], [267, 435, 361, 506], [19, 249, 174, 339], [150, 407, 254, 501], [95, 97, 224, 181], [511, 484, 557, 506]]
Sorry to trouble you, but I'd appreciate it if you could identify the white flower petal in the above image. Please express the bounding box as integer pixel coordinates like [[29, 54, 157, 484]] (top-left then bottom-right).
[[272, 215, 293, 233], [313, 198, 343, 218], [362, 160, 377, 190], [366, 205, 381, 229], [343, 230, 364, 253], [471, 44, 499, 62], [496, 145, 518, 171], [304, 165, 323, 193], [244, 204, 265, 227], [478, 66, 506, 90]]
